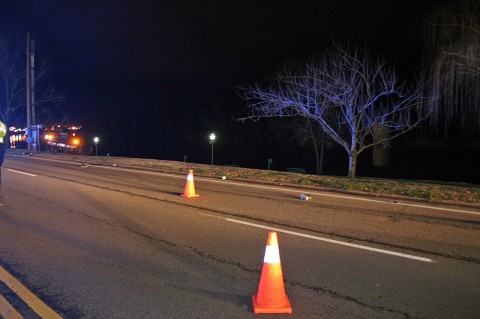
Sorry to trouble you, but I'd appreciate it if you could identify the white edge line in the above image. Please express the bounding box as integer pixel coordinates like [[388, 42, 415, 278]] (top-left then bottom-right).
[[11, 156, 440, 263], [18, 155, 480, 216], [99, 165, 480, 216], [206, 179, 480, 216], [5, 169, 37, 177], [225, 218, 435, 263]]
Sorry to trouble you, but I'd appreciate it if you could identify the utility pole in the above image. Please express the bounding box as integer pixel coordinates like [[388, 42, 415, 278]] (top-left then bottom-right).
[[31, 40, 36, 125], [26, 32, 32, 151], [31, 39, 38, 150], [26, 32, 36, 151]]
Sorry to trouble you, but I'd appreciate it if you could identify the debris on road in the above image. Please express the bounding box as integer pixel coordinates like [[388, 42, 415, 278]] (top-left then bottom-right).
[[299, 194, 311, 201]]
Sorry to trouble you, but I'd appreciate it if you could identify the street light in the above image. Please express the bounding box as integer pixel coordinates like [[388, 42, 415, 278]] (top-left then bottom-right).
[[209, 133, 216, 165], [93, 136, 99, 156]]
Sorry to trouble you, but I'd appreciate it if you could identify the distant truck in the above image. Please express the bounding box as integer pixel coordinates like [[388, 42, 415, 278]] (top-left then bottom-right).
[[43, 125, 92, 155]]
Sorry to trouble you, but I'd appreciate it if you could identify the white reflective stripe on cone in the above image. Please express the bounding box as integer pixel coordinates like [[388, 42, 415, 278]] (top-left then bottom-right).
[[263, 245, 281, 264]]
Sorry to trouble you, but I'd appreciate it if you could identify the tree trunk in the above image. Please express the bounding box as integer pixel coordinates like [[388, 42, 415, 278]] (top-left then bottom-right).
[[348, 154, 357, 178], [312, 138, 325, 175], [318, 141, 325, 175], [307, 119, 324, 175]]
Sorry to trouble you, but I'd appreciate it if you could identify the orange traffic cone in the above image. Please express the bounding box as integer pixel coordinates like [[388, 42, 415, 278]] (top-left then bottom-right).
[[252, 231, 292, 314], [181, 169, 199, 198]]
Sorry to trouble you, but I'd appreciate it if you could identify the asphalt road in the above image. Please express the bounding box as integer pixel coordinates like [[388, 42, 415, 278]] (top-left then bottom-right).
[[0, 153, 479, 318]]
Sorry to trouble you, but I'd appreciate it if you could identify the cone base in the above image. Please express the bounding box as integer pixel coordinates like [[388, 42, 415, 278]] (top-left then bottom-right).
[[180, 194, 199, 198], [252, 294, 292, 314]]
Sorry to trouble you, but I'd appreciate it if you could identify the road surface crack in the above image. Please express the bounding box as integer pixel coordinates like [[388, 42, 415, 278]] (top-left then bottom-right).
[[17, 174, 480, 264], [290, 281, 426, 319]]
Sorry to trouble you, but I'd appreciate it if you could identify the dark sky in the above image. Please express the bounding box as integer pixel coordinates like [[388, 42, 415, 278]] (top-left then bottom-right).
[[2, 1, 446, 117], [1, 0, 455, 170]]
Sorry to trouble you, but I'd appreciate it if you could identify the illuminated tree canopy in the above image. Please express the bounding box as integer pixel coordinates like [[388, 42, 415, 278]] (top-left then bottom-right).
[[239, 46, 427, 178]]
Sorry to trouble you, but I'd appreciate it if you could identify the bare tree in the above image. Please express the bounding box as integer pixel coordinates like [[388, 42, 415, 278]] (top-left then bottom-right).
[[0, 34, 63, 125], [0, 35, 25, 123], [422, 0, 480, 134], [269, 117, 330, 175], [239, 45, 427, 178], [300, 118, 330, 175]]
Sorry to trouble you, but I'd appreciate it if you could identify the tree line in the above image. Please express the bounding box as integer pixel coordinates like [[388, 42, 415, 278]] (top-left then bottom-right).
[[238, 0, 479, 178]]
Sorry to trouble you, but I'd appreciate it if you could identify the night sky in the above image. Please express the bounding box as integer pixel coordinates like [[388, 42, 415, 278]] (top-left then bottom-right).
[[4, 0, 468, 180]]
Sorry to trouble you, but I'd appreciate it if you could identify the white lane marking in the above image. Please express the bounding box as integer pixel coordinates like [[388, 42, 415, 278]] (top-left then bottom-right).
[[5, 169, 36, 177], [389, 202, 480, 215], [14, 155, 480, 216], [85, 163, 480, 216], [206, 179, 480, 216], [225, 218, 435, 263], [5, 156, 454, 263], [0, 265, 63, 319], [74, 168, 480, 216]]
